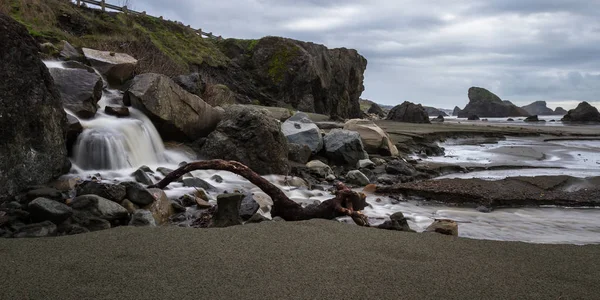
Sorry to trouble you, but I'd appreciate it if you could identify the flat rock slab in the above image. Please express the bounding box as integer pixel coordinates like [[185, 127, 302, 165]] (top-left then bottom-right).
[[377, 175, 600, 208]]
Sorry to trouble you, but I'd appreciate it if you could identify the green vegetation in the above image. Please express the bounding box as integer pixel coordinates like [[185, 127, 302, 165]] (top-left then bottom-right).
[[5, 0, 229, 75], [268, 44, 299, 83]]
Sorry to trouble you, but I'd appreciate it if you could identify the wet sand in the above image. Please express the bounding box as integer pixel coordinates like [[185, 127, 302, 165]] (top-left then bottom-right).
[[1, 220, 598, 299]]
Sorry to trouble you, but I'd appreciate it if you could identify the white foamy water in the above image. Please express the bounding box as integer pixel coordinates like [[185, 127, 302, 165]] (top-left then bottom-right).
[[44, 60, 600, 245]]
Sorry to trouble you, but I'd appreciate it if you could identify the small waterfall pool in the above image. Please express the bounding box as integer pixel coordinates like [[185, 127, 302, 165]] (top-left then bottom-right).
[[44, 61, 600, 245]]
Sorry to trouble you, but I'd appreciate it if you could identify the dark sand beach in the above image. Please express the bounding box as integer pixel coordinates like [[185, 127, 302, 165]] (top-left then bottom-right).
[[1, 220, 598, 300]]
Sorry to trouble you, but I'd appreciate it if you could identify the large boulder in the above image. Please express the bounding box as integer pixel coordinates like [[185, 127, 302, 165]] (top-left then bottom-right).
[[69, 195, 129, 222], [142, 188, 175, 225], [28, 197, 73, 224], [124, 73, 223, 141], [521, 101, 555, 116], [281, 112, 323, 153], [201, 106, 289, 175], [82, 48, 137, 85], [458, 87, 530, 118], [452, 106, 462, 116], [214, 37, 367, 119], [343, 119, 398, 156], [323, 129, 369, 166], [48, 66, 103, 119], [76, 181, 126, 203], [386, 101, 430, 123], [0, 14, 69, 201], [561, 102, 600, 123]]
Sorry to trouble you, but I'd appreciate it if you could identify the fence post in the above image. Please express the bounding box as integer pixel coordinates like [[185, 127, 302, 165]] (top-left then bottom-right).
[[101, 0, 105, 12], [76, 0, 80, 7], [123, 5, 128, 15]]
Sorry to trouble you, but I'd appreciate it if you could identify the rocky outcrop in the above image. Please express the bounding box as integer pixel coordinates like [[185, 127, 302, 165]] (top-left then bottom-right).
[[452, 106, 462, 116], [323, 129, 369, 166], [200, 106, 289, 175], [0, 14, 69, 200], [124, 73, 222, 141], [281, 113, 323, 153], [82, 48, 137, 85], [367, 103, 386, 118], [561, 102, 600, 123], [208, 37, 367, 119], [554, 107, 568, 115], [386, 101, 430, 123], [423, 106, 448, 117], [48, 66, 103, 119], [458, 87, 530, 118], [343, 119, 398, 156], [521, 101, 555, 116]]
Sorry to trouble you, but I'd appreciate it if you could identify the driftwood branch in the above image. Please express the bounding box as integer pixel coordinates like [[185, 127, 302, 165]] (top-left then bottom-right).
[[149, 160, 370, 226]]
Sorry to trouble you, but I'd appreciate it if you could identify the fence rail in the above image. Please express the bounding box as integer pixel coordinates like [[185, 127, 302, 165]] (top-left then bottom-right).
[[75, 0, 220, 39]]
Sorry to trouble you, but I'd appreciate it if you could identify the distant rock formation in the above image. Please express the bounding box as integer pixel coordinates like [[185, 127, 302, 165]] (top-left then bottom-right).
[[367, 103, 386, 118], [423, 106, 448, 117], [561, 102, 600, 123], [521, 101, 558, 116], [452, 106, 462, 116], [457, 87, 530, 118], [554, 107, 568, 115], [386, 101, 430, 123]]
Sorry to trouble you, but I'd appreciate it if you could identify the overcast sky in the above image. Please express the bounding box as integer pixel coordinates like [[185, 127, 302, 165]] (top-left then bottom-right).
[[129, 0, 600, 110]]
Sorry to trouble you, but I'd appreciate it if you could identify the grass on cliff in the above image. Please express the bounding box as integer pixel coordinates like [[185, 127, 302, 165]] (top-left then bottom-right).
[[5, 0, 229, 75]]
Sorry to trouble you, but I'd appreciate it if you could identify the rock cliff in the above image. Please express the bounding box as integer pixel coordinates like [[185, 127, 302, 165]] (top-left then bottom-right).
[[521, 101, 557, 116], [458, 87, 529, 118]]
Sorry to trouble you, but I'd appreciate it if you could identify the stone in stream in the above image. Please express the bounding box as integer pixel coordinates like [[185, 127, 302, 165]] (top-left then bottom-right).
[[76, 181, 127, 203], [377, 212, 414, 232], [82, 48, 137, 85], [239, 193, 260, 221], [70, 195, 129, 222], [28, 197, 73, 224], [306, 160, 334, 178], [142, 188, 175, 225], [104, 106, 130, 117], [59, 40, 81, 61], [0, 14, 70, 201], [12, 221, 57, 238], [120, 199, 139, 214], [157, 167, 174, 176], [48, 66, 103, 119], [121, 182, 156, 206], [132, 168, 154, 186], [346, 170, 370, 186], [66, 114, 83, 156], [182, 177, 214, 190], [426, 219, 459, 236], [385, 160, 415, 176], [343, 119, 399, 156], [211, 193, 244, 228], [288, 143, 312, 165], [281, 112, 323, 153], [323, 129, 369, 166], [129, 210, 157, 227]]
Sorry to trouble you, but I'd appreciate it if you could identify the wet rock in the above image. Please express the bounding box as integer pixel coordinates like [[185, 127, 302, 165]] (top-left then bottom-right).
[[70, 195, 129, 222], [76, 181, 126, 203], [386, 101, 430, 124], [104, 106, 130, 117], [507, 118, 514, 121], [28, 197, 73, 224], [156, 167, 174, 177], [357, 159, 375, 169], [426, 219, 458, 236], [524, 115, 540, 122], [121, 182, 155, 206], [200, 105, 289, 175], [132, 168, 154, 185], [48, 66, 102, 119], [59, 41, 81, 61], [143, 188, 175, 225], [323, 129, 369, 166], [476, 206, 492, 213], [182, 177, 214, 190], [343, 119, 398, 156], [377, 212, 414, 232], [210, 175, 224, 183], [239, 194, 260, 221], [561, 102, 600, 123], [82, 48, 137, 85], [124, 73, 222, 141], [211, 193, 244, 228], [195, 198, 212, 209], [120, 199, 139, 214], [288, 143, 312, 164], [12, 221, 57, 238], [281, 112, 323, 153], [346, 170, 370, 186], [385, 160, 415, 176], [129, 210, 157, 226], [0, 13, 69, 201], [306, 160, 334, 178], [26, 187, 63, 202], [171, 200, 186, 213], [66, 114, 83, 156]]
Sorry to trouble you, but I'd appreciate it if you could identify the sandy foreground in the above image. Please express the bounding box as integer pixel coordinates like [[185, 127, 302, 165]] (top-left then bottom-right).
[[0, 220, 598, 299]]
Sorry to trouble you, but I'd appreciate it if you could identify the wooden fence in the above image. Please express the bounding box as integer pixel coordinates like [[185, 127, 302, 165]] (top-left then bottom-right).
[[74, 0, 220, 39]]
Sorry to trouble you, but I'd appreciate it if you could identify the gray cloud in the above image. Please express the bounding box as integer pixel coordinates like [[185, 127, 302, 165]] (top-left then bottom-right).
[[130, 0, 600, 110]]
